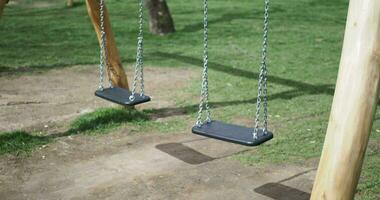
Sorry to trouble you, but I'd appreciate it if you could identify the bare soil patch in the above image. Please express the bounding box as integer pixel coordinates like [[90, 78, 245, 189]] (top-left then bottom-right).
[[0, 65, 316, 199], [0, 132, 316, 200], [0, 65, 196, 133]]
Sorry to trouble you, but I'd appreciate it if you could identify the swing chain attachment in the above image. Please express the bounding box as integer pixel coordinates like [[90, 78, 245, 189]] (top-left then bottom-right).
[[253, 0, 270, 139], [98, 0, 107, 91], [195, 0, 212, 127], [129, 0, 145, 102]]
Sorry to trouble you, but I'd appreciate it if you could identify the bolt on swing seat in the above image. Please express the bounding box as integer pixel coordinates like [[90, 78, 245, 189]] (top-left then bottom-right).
[[192, 121, 273, 146], [95, 87, 151, 106]]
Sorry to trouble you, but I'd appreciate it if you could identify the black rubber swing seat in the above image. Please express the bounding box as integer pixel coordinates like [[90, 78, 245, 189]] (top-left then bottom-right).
[[192, 121, 273, 146], [95, 87, 151, 106]]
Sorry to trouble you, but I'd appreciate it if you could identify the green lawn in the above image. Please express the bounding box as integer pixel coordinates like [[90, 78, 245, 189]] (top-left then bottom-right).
[[0, 0, 379, 199]]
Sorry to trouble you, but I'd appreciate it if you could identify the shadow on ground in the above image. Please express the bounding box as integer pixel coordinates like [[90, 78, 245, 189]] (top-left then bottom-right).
[[155, 140, 315, 199], [151, 51, 335, 96], [0, 57, 134, 75], [64, 108, 149, 136], [0, 65, 336, 156], [156, 143, 214, 165], [0, 108, 149, 155], [254, 183, 310, 200], [254, 169, 315, 200]]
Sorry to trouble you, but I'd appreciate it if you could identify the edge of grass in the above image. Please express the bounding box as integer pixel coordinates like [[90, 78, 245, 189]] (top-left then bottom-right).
[[0, 131, 50, 155]]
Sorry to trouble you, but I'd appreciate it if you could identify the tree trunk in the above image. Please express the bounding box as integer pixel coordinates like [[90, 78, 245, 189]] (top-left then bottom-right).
[[0, 0, 9, 18], [67, 0, 74, 7], [310, 0, 380, 199], [144, 0, 175, 35], [85, 0, 129, 89]]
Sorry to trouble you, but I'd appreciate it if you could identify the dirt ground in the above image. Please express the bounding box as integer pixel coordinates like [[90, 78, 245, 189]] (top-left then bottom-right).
[[0, 65, 194, 132], [0, 65, 317, 200]]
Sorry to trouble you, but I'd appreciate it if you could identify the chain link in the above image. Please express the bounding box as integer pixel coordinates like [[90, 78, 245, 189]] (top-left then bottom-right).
[[130, 0, 145, 101], [253, 0, 270, 139], [195, 0, 212, 126], [98, 0, 114, 89], [98, 0, 107, 90]]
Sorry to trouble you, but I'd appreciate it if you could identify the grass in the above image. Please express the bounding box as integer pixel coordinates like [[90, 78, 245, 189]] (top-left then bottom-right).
[[356, 141, 380, 200], [67, 108, 149, 135], [67, 107, 187, 135], [0, 131, 50, 155], [0, 107, 187, 155], [1, 0, 379, 198]]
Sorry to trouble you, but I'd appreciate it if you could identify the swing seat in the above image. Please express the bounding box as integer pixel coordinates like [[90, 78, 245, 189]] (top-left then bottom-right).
[[95, 86, 151, 106], [192, 121, 273, 146]]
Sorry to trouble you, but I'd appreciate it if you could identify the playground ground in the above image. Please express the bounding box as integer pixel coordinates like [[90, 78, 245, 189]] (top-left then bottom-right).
[[0, 0, 379, 199], [1, 66, 316, 200]]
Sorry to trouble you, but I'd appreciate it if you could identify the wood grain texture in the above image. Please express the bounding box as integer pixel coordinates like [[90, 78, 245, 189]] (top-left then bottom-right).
[[311, 0, 380, 199], [85, 0, 129, 89]]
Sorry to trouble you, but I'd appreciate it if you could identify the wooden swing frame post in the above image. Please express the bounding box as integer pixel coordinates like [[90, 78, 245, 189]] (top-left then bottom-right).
[[0, 0, 9, 18], [311, 0, 380, 199], [67, 0, 74, 7], [85, 0, 129, 89]]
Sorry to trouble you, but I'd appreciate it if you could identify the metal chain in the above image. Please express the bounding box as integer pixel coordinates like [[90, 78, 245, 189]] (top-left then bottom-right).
[[195, 0, 212, 126], [130, 0, 145, 101], [98, 0, 107, 90], [253, 0, 270, 139]]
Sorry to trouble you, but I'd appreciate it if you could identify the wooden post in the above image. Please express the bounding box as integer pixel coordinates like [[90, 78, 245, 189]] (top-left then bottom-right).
[[311, 0, 380, 199], [67, 0, 74, 7], [145, 0, 175, 35], [0, 0, 9, 18], [85, 0, 129, 89]]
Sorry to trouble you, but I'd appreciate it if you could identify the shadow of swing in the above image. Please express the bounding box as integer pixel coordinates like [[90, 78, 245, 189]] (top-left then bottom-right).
[[156, 137, 251, 165], [254, 183, 311, 200], [156, 143, 214, 165], [157, 141, 314, 199], [254, 169, 315, 200]]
